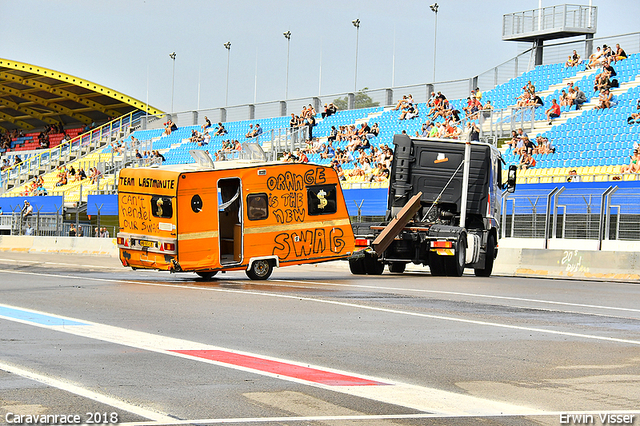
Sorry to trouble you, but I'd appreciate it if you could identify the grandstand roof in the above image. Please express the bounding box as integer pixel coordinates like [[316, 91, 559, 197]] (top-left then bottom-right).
[[0, 58, 163, 132]]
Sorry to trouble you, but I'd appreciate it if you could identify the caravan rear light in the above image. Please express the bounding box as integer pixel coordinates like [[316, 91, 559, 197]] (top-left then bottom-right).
[[117, 237, 124, 245], [431, 240, 453, 248], [355, 238, 370, 247], [162, 242, 176, 251]]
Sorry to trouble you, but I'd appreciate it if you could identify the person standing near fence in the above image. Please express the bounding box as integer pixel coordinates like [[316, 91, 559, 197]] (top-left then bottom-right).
[[22, 200, 33, 225]]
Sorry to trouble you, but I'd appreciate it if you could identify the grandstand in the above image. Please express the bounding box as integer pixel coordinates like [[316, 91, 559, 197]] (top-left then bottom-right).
[[2, 27, 640, 241]]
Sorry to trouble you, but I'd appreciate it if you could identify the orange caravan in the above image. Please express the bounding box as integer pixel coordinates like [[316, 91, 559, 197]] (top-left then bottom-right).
[[117, 149, 355, 280]]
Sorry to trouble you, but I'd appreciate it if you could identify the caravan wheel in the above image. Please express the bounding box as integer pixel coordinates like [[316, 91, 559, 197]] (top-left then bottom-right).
[[246, 260, 274, 280]]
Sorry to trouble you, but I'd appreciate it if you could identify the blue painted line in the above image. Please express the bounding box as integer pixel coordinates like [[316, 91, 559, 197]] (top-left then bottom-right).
[[0, 306, 88, 326]]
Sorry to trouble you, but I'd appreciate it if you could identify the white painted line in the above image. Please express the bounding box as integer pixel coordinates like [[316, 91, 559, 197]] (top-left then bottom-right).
[[0, 302, 539, 416], [0, 360, 176, 423], [1, 268, 639, 347], [116, 410, 640, 425], [270, 279, 640, 314]]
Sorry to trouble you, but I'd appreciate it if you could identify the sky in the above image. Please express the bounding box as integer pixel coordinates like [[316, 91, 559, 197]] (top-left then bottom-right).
[[2, 0, 639, 114]]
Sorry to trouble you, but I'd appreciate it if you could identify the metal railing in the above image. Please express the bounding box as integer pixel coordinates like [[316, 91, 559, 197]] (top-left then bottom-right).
[[503, 4, 596, 40], [501, 185, 640, 248], [0, 112, 140, 194]]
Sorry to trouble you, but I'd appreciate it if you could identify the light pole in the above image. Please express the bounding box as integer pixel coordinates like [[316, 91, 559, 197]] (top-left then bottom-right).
[[352, 19, 360, 93], [169, 52, 176, 113], [283, 31, 291, 99], [430, 3, 438, 82], [224, 42, 231, 106]]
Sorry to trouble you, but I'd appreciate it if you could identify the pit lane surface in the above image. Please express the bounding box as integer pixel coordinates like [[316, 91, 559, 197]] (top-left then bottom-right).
[[0, 252, 639, 426]]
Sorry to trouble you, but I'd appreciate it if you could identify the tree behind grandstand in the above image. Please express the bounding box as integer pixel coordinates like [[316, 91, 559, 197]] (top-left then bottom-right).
[[333, 87, 380, 110]]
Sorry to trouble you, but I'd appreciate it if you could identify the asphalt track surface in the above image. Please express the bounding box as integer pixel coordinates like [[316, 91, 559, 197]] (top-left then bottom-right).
[[0, 251, 639, 426]]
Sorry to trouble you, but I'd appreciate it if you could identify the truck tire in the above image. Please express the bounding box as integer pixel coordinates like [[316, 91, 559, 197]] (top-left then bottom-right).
[[474, 234, 495, 277], [389, 262, 406, 273], [428, 252, 446, 276], [444, 236, 466, 277], [349, 257, 366, 275], [246, 260, 274, 280], [364, 254, 384, 275], [196, 271, 218, 280]]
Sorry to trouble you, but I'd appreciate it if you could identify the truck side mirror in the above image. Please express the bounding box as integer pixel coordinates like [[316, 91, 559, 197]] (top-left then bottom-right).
[[506, 165, 517, 193]]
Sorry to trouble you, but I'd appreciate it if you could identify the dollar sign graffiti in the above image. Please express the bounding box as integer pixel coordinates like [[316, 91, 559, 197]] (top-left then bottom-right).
[[317, 190, 327, 209]]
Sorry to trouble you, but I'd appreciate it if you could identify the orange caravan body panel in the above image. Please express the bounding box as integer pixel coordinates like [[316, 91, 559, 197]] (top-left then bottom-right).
[[117, 161, 355, 278]]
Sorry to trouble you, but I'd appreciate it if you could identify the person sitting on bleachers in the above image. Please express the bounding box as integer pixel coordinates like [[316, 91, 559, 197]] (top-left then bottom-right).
[[198, 131, 211, 147], [320, 141, 335, 160], [559, 90, 570, 107], [75, 168, 87, 182], [516, 92, 531, 107], [201, 116, 212, 132], [573, 86, 587, 110], [546, 98, 561, 125], [565, 50, 581, 67], [627, 99, 640, 124], [163, 119, 177, 136], [244, 124, 254, 138], [55, 170, 68, 187], [213, 122, 227, 136], [518, 152, 536, 170], [523, 81, 536, 96], [399, 103, 419, 120], [621, 149, 640, 174], [594, 70, 612, 93], [566, 169, 581, 182], [614, 43, 628, 63], [392, 94, 413, 111], [595, 89, 613, 109], [321, 103, 337, 119], [505, 130, 518, 151], [585, 46, 604, 69]]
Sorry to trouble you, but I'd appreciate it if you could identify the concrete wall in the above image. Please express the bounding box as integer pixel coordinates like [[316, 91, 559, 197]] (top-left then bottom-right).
[[0, 236, 118, 257], [0, 236, 638, 282]]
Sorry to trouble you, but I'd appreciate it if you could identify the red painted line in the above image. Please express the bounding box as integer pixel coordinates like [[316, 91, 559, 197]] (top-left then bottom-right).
[[171, 349, 388, 386]]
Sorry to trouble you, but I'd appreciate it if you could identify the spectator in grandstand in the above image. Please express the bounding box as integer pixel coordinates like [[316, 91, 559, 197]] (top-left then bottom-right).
[[518, 153, 536, 170], [135, 149, 142, 159], [428, 122, 439, 138], [213, 122, 227, 136], [585, 46, 604, 70], [322, 103, 337, 119], [68, 224, 77, 237], [505, 130, 518, 150], [201, 116, 212, 132], [1, 159, 8, 170], [198, 132, 211, 147], [22, 200, 33, 223], [244, 124, 254, 138], [253, 123, 263, 138], [595, 89, 613, 109], [566, 169, 581, 182], [535, 136, 555, 155], [55, 172, 68, 187], [546, 98, 561, 125], [399, 103, 419, 120], [627, 99, 640, 124], [76, 168, 87, 181], [367, 123, 380, 139], [574, 86, 587, 110], [594, 70, 612, 93], [392, 95, 410, 111], [469, 122, 480, 142], [614, 43, 628, 63], [523, 81, 536, 95], [559, 90, 570, 107], [621, 149, 640, 174], [515, 92, 531, 107], [14, 156, 22, 166], [163, 119, 177, 136], [100, 227, 110, 238]]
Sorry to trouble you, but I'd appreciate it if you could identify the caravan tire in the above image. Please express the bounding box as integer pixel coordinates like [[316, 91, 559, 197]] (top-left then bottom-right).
[[246, 260, 274, 280], [196, 271, 218, 280]]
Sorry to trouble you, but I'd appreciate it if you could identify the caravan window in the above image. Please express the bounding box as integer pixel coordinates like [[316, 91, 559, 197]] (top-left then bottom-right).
[[307, 184, 337, 215], [247, 193, 268, 220], [151, 196, 173, 218]]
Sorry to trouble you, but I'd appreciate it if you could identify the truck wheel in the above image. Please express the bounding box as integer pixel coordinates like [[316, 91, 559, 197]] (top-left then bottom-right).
[[246, 260, 273, 280], [428, 252, 446, 276], [349, 258, 366, 275], [444, 236, 466, 277], [389, 262, 406, 273], [196, 271, 218, 280], [474, 234, 495, 277], [364, 254, 384, 275]]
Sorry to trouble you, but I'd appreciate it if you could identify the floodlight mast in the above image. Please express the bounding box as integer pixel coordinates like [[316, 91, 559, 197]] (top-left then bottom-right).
[[430, 3, 438, 82], [169, 52, 176, 113], [352, 19, 360, 93], [224, 42, 231, 106], [283, 31, 291, 100]]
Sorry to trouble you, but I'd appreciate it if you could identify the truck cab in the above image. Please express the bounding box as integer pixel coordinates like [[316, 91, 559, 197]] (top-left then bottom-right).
[[350, 134, 516, 277]]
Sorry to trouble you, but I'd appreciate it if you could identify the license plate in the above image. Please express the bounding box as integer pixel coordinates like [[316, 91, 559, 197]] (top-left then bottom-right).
[[139, 240, 156, 248]]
